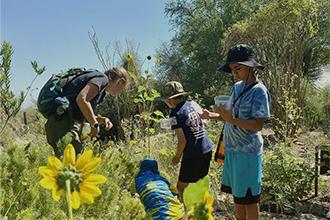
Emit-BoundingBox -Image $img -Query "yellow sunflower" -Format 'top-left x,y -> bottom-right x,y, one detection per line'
203,191 -> 214,220
38,144 -> 107,209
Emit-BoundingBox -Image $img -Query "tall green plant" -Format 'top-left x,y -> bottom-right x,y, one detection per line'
0,41 -> 45,133
263,142 -> 315,212
133,80 -> 164,155
89,29 -> 166,142
303,84 -> 330,132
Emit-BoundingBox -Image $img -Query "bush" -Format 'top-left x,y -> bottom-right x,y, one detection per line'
262,142 -> 315,211
303,84 -> 330,133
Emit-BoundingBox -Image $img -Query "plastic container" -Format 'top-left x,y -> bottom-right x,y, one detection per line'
81,123 -> 91,136
160,118 -> 172,129
214,95 -> 231,108
160,117 -> 178,129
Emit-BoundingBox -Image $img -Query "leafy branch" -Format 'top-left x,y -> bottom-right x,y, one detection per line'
0,41 -> 45,133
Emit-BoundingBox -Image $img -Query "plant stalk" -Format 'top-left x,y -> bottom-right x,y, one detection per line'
65,179 -> 73,220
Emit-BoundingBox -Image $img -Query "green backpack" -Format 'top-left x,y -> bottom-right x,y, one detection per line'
37,67 -> 89,118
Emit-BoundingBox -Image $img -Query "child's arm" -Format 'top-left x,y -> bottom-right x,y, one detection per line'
201,108 -> 224,121
219,88 -> 270,132
218,107 -> 265,132
172,128 -> 186,165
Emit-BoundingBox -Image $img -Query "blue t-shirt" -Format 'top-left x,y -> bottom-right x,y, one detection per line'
223,81 -> 271,155
62,70 -> 109,122
170,101 -> 213,158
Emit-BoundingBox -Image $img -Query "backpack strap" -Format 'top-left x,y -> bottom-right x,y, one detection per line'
57,68 -> 87,88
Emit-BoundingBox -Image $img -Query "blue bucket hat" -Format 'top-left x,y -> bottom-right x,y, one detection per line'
137,159 -> 160,176
218,44 -> 264,73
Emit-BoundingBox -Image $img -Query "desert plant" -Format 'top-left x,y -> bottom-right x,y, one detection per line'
262,141 -> 315,212
0,41 -> 45,133
303,84 -> 330,133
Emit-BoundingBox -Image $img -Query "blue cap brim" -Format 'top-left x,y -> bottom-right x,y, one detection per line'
218,59 -> 264,73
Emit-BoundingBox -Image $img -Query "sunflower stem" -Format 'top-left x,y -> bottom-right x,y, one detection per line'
65,179 -> 73,220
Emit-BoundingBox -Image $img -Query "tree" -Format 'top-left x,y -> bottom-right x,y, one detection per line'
158,0 -> 269,104
223,0 -> 329,136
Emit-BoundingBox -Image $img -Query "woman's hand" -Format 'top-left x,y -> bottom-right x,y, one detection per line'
90,126 -> 100,138
102,117 -> 113,130
97,116 -> 113,130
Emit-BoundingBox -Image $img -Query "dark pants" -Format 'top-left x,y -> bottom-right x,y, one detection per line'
45,114 -> 83,157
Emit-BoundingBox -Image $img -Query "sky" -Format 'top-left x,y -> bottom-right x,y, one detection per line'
1,0 -> 175,107
1,0 -> 329,108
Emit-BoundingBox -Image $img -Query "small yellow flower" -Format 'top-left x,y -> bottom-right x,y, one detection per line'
39,144 -> 107,209
203,191 -> 214,220
124,53 -> 133,62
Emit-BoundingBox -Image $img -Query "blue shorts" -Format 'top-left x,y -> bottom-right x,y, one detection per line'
221,151 -> 262,204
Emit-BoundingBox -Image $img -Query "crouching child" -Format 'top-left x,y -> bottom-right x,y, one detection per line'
135,159 -> 185,220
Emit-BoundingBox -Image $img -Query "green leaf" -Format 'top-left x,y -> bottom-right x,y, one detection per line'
147,128 -> 155,134
151,90 -> 160,99
145,97 -> 154,101
183,176 -> 209,209
153,110 -> 164,117
133,98 -> 143,103
143,91 -> 148,99
150,117 -> 160,123
138,85 -> 145,93
128,71 -> 138,80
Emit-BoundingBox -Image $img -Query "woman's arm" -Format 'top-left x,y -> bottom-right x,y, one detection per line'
96,115 -> 113,130
76,83 -> 99,137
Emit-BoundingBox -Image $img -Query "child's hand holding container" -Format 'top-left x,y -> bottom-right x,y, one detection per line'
214,95 -> 231,110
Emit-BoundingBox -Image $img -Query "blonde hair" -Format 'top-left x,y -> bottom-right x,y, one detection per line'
105,67 -> 128,82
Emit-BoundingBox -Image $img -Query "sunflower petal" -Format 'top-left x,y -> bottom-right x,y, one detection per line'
80,183 -> 102,196
39,177 -> 57,190
63,144 -> 76,167
71,191 -> 81,209
84,174 -> 107,184
38,166 -> 57,177
82,157 -> 101,174
52,188 -> 64,201
75,149 -> 93,170
47,156 -> 63,171
79,191 -> 94,204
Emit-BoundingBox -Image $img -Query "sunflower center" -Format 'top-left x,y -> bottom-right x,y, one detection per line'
56,167 -> 83,191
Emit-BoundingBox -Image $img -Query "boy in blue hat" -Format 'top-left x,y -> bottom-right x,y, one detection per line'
204,44 -> 271,220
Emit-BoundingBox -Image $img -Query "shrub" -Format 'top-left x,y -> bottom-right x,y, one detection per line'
262,142 -> 315,211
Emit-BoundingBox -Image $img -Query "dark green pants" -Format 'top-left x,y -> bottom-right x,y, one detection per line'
45,114 -> 83,157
